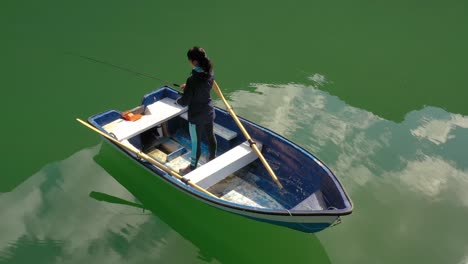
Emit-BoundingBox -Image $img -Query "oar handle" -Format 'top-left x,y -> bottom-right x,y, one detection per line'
76,118 -> 218,198
212,81 -> 284,189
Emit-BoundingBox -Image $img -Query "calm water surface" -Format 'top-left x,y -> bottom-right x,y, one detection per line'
1,0 -> 468,263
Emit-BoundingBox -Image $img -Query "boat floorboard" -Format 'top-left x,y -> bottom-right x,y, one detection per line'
120,132 -> 286,210
208,173 -> 285,210
122,139 -> 324,212
146,147 -> 284,209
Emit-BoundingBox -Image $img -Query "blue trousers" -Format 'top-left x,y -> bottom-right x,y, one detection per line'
188,122 -> 217,168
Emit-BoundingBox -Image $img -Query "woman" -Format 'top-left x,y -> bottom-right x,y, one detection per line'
177,46 -> 217,175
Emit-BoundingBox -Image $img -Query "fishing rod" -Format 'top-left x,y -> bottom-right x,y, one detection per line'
67,52 -> 181,87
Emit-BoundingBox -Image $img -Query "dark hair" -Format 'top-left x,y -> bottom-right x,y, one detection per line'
187,46 -> 213,74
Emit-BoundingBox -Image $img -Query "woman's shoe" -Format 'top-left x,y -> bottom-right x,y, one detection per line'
179,165 -> 195,175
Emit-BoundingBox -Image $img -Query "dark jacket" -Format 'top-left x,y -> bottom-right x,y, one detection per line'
176,70 -> 215,125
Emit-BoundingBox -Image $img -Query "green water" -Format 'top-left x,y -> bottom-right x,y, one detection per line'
1,1 -> 467,263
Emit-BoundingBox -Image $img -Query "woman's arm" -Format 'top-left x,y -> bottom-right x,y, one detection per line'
176,78 -> 193,106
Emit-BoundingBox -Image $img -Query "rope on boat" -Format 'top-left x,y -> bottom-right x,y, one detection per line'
181,177 -> 191,185
248,139 -> 257,147
331,216 -> 342,227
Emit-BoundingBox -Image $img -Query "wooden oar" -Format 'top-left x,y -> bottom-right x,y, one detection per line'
212,81 -> 284,189
76,118 -> 218,198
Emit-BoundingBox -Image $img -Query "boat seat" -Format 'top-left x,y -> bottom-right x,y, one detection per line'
105,98 -> 187,141
183,141 -> 261,189
179,112 -> 237,141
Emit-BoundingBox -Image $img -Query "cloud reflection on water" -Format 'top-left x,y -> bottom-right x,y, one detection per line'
227,78 -> 468,263
228,80 -> 468,197
410,108 -> 468,145
0,145 -> 209,263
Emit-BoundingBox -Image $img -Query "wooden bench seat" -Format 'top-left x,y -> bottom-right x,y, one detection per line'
103,98 -> 187,141
183,141 -> 261,189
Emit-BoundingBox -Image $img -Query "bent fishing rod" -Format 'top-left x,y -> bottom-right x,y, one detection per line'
67,52 -> 181,88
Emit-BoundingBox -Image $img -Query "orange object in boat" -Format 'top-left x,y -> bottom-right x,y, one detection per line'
122,111 -> 142,121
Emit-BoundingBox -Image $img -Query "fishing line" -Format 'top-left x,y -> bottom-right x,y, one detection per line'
66,52 -> 181,87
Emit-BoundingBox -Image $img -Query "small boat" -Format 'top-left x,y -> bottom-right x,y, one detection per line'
81,86 -> 353,233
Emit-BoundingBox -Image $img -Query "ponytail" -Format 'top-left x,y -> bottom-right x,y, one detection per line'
187,46 -> 213,74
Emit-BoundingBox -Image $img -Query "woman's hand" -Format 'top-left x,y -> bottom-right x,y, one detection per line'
180,83 -> 186,89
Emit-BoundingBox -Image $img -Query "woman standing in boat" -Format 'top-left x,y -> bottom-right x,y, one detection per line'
177,46 -> 217,175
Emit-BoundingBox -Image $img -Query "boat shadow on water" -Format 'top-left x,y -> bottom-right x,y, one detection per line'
93,142 -> 332,264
